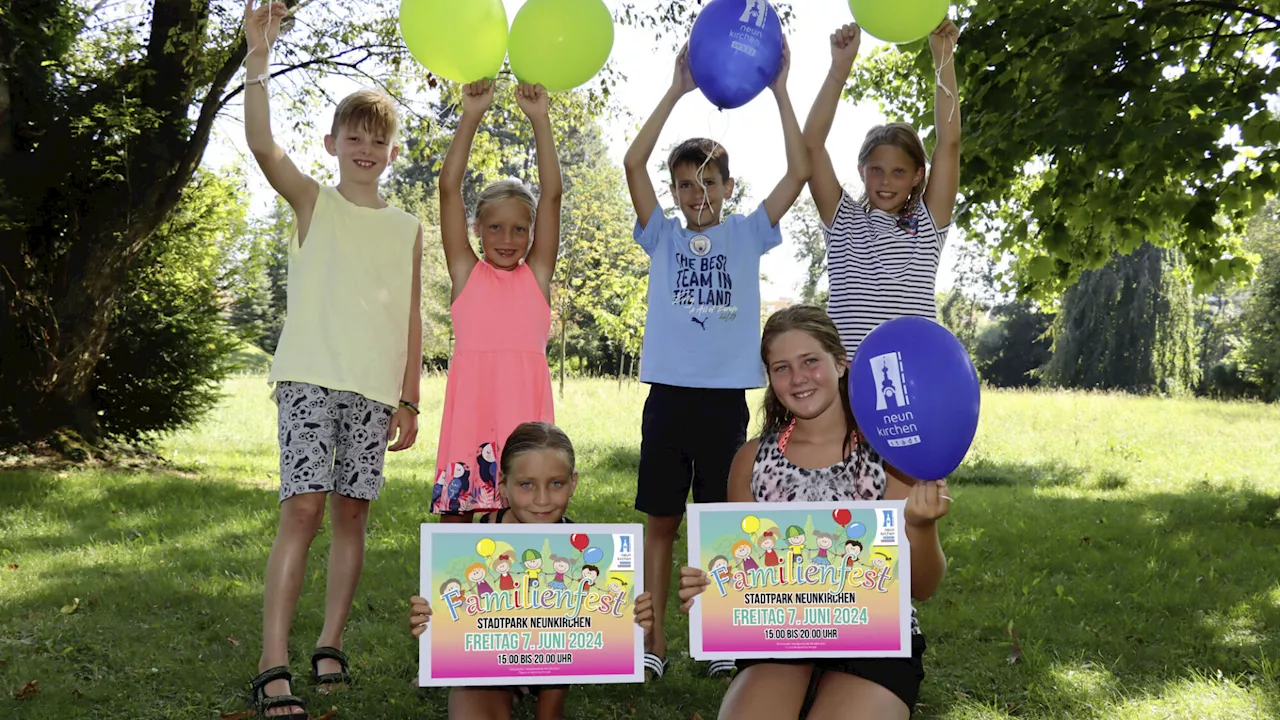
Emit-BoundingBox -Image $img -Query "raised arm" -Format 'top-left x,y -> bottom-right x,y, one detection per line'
243,0 -> 318,236
763,39 -> 811,227
803,24 -> 861,227
516,83 -> 562,299
923,19 -> 961,227
623,42 -> 696,228
440,79 -> 495,299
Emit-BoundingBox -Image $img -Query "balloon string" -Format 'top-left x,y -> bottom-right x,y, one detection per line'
935,35 -> 957,126
241,0 -> 314,87
694,107 -> 733,227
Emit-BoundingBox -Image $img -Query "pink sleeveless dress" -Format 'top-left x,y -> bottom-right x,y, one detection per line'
431,261 -> 554,514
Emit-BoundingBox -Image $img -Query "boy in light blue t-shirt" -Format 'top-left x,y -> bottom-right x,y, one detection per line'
621,36 -> 811,679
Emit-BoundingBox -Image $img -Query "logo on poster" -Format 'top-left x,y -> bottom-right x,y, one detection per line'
612,534 -> 635,571
875,509 -> 898,545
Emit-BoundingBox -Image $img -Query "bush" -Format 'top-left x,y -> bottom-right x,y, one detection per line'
91,170 -> 246,441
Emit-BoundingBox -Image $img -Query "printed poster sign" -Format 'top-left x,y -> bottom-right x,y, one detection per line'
419,523 -> 645,686
687,501 -> 911,659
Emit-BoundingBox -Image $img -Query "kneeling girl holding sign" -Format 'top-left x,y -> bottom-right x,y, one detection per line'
410,422 -> 655,720
678,306 -> 950,719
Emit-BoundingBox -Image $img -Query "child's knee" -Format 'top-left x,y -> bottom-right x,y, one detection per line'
329,494 -> 371,531
645,514 -> 683,543
448,687 -> 512,720
280,493 -> 327,537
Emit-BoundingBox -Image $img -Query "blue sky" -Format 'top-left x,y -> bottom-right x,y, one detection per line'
205,0 -> 961,299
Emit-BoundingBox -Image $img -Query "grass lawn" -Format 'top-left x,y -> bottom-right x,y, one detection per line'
3,377 -> 1280,719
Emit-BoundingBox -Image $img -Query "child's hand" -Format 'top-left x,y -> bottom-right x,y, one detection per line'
929,19 -> 959,62
409,595 -> 433,638
633,591 -> 654,638
677,566 -> 709,614
829,23 -> 861,76
387,407 -> 418,452
905,479 -> 952,528
515,83 -> 549,120
671,42 -> 697,96
769,37 -> 791,94
461,78 -> 496,117
243,0 -> 288,56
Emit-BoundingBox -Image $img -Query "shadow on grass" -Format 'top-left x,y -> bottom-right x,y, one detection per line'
3,459 -> 1280,719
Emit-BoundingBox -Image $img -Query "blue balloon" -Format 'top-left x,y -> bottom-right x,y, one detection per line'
687,0 -> 784,109
846,522 -> 865,539
850,317 -> 981,481
583,546 -> 604,565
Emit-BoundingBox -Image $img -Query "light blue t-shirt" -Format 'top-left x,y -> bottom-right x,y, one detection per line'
634,203 -> 783,389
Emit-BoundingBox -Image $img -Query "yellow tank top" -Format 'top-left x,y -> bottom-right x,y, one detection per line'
268,186 -> 421,407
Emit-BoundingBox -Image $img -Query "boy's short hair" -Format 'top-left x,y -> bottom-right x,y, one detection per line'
331,89 -> 400,140
667,138 -> 731,184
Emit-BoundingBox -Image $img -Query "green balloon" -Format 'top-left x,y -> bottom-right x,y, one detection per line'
509,0 -> 615,91
399,0 -> 508,84
848,0 -> 949,44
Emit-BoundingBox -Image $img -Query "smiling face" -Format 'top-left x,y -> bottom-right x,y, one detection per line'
581,567 -> 599,583
669,161 -> 734,231
817,535 -> 833,550
787,534 -> 804,547
524,558 -> 542,571
767,329 -> 846,422
475,198 -> 534,270
553,558 -> 570,574
494,558 -> 510,574
760,536 -> 775,550
325,121 -> 398,185
500,448 -> 577,524
859,143 -> 925,215
467,567 -> 486,583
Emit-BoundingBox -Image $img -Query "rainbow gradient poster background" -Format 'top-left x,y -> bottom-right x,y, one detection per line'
419,523 -> 645,686
688,501 -> 912,660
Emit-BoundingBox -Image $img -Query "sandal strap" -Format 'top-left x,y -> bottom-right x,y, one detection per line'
643,652 -> 668,679
312,646 -> 352,685
249,665 -> 292,696
260,694 -> 308,717
312,645 -> 350,668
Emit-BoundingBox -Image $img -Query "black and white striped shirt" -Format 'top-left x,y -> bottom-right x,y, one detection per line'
823,191 -> 949,356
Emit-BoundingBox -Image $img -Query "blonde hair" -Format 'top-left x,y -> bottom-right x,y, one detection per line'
475,179 -> 537,227
330,89 -> 399,140
857,122 -> 928,214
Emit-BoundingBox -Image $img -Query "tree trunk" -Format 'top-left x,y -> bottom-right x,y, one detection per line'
617,345 -> 624,390
0,0 -> 253,447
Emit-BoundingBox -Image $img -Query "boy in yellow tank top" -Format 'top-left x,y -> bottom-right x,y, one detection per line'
241,4 -> 424,717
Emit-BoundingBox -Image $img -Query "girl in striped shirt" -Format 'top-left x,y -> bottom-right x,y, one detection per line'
803,20 -> 962,356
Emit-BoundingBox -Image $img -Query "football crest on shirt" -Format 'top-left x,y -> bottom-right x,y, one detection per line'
689,234 -> 712,257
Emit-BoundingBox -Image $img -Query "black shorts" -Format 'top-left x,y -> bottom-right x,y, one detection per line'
736,633 -> 927,714
635,384 -> 749,516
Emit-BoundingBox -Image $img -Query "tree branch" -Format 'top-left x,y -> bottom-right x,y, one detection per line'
1177,0 -> 1280,25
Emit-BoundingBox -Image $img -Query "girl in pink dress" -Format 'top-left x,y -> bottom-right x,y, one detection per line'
431,79 -> 561,521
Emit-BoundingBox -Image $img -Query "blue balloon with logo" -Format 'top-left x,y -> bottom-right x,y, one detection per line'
687,0 -> 784,109
850,317 -> 980,481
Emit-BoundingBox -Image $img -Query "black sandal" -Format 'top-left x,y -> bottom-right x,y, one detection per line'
311,646 -> 352,691
249,666 -> 308,720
